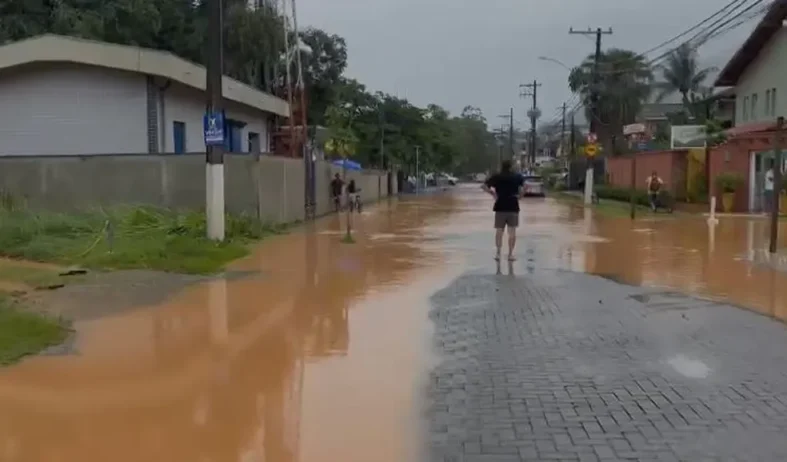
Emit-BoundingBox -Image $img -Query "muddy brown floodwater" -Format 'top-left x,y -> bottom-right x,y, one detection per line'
2,185 -> 787,462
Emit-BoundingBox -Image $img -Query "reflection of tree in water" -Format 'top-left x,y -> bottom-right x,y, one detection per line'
0,312 -> 303,462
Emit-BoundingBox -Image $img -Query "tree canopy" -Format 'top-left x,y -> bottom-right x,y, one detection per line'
1,0 -> 492,173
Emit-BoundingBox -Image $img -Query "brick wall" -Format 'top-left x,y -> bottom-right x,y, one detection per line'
606,150 -> 688,198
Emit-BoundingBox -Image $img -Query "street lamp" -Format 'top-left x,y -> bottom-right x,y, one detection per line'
538,56 -> 572,71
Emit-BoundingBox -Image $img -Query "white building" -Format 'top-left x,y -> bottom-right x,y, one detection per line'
0,34 -> 289,156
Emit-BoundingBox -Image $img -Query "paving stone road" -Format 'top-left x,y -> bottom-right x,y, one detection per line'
426,268 -> 787,462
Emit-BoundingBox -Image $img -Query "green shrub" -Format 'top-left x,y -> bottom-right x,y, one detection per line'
714,172 -> 744,193
594,185 -> 674,207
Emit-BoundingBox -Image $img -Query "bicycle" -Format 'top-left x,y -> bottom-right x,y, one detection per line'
348,192 -> 362,213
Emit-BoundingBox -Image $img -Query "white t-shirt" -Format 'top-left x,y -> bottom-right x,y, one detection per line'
765,169 -> 774,191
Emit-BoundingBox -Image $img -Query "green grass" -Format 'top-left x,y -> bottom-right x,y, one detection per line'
0,206 -> 288,274
0,295 -> 69,365
554,191 -> 656,218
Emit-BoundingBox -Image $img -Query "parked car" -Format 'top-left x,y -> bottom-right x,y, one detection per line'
522,175 -> 545,197
436,172 -> 458,186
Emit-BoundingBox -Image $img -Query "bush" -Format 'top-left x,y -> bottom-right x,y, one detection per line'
714,172 -> 744,194
594,185 -> 673,207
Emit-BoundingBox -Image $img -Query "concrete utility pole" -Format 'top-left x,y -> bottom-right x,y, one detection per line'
497,113 -> 513,162
570,26 -> 612,205
770,116 -> 784,254
560,103 -> 567,158
205,0 -> 225,241
509,107 -> 515,160
415,145 -> 421,194
520,81 -> 541,166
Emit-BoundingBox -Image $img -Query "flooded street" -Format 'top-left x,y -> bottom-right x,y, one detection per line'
2,184 -> 787,461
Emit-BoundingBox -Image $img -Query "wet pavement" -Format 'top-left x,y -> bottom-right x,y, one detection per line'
3,185 -> 787,461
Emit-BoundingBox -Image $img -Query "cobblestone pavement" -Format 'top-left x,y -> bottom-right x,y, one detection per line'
426,268 -> 787,461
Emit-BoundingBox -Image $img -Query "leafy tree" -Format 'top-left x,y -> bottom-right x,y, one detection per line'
569,48 -> 653,155
653,43 -> 716,107
295,28 -> 348,128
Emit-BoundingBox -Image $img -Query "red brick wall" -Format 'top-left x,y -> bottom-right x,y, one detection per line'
606,150 -> 687,198
708,135 -> 772,213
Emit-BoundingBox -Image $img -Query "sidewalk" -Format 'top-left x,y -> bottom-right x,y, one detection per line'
427,268 -> 787,462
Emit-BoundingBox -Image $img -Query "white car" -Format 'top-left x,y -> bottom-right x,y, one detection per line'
522,175 -> 545,197
436,173 -> 458,186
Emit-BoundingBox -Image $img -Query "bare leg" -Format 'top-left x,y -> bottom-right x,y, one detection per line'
494,228 -> 504,260
507,226 -> 517,261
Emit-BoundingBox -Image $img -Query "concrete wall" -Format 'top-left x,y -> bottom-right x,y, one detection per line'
736,27 -> 787,124
0,154 -> 395,223
160,84 -> 271,154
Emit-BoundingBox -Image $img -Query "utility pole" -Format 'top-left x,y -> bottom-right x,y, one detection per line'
570,26 -> 612,205
497,113 -> 513,162
205,0 -> 225,241
509,107 -> 515,160
415,145 -> 421,194
569,111 -> 576,163
520,81 -> 542,166
560,103 -> 567,159
770,116 -> 784,254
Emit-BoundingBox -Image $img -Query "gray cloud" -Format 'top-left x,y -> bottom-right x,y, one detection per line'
299,0 -> 757,129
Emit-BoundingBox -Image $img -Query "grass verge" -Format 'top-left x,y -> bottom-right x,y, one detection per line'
0,295 -> 69,365
0,206 -> 288,274
553,191 -> 658,218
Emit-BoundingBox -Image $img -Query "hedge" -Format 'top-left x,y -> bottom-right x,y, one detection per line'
594,185 -> 673,207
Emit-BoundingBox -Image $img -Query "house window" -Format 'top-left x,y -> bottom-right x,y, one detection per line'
223,119 -> 246,152
248,132 -> 260,153
173,121 -> 186,154
766,90 -> 771,116
743,96 -> 749,121
771,88 -> 778,116
751,93 -> 758,120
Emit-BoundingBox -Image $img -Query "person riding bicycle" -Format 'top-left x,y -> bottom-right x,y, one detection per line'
347,179 -> 362,212
330,173 -> 344,211
646,171 -> 664,211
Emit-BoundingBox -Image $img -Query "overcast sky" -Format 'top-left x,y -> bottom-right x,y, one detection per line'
298,0 -> 759,129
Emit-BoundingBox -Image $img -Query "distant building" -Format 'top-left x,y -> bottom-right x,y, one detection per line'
0,35 -> 289,156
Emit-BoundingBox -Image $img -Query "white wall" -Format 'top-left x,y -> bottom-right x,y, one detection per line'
161,84 -> 270,154
0,63 -> 148,155
736,26 -> 787,124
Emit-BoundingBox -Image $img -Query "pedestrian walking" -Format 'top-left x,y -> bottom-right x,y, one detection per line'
482,160 -> 524,262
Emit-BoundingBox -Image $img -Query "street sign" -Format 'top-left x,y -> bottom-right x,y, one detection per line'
585,143 -> 598,157
203,111 -> 225,146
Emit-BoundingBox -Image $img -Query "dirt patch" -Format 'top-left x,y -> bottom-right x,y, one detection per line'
24,270 -> 212,321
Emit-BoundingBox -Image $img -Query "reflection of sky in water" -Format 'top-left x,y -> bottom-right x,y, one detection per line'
337,256 -> 362,272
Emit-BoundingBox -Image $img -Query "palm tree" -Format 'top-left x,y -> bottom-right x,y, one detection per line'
654,43 -> 716,107
568,48 -> 653,154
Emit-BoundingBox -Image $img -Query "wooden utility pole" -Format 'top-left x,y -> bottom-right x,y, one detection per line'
770,116 -> 784,254
570,26 -> 612,204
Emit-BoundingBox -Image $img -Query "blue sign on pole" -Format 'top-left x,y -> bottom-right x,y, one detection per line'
203,111 -> 225,146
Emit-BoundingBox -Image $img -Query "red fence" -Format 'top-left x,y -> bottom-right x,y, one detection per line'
606,150 -> 688,199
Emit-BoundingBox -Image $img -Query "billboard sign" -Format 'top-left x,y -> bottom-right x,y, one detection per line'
671,125 -> 706,149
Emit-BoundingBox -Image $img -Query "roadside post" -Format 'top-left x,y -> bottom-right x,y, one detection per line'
584,134 -> 598,205
769,116 -> 784,254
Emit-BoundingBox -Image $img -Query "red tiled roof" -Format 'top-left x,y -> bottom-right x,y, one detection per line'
715,0 -> 787,87
724,121 -> 778,137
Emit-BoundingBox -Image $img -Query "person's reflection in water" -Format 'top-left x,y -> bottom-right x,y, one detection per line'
495,260 -> 516,276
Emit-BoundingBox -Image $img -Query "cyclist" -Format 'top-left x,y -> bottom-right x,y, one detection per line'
330,173 -> 344,212
646,171 -> 664,211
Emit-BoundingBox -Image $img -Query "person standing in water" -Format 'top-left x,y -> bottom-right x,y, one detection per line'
482,160 -> 524,261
